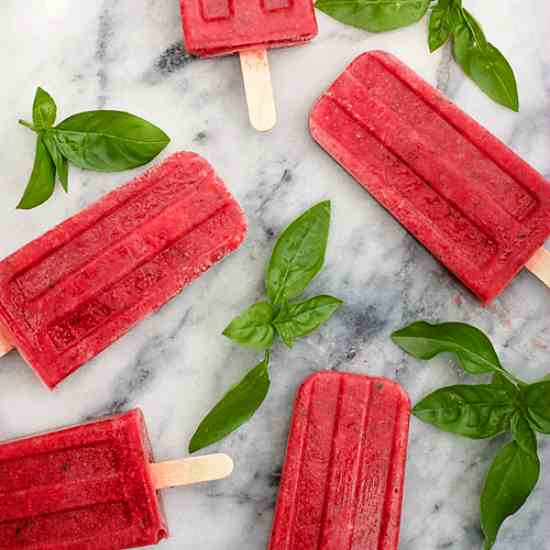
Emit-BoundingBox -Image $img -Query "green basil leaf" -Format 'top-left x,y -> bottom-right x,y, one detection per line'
428,0 -> 461,53
391,321 -> 504,376
50,110 -> 170,172
510,411 -> 538,457
17,137 -> 56,210
43,132 -> 69,192
32,87 -> 57,129
189,352 -> 270,453
316,0 -> 430,33
491,372 -> 519,396
413,384 -> 515,439
523,381 -> 550,434
223,302 -> 275,351
452,8 -> 519,111
266,201 -> 331,305
273,295 -> 343,348
480,441 -> 540,550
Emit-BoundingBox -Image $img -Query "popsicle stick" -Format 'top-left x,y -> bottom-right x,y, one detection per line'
526,248 -> 550,288
239,49 -> 277,132
0,324 -> 14,358
150,453 -> 234,490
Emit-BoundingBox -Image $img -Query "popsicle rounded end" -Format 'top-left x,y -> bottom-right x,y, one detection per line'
250,111 -> 277,132
213,453 -> 234,479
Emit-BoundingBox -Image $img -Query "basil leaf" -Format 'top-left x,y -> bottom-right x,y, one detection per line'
413,384 -> 515,439
453,8 -> 519,111
428,0 -> 461,53
273,295 -> 343,348
42,132 -> 69,192
223,302 -> 275,351
491,372 -> 519,396
17,138 -> 56,210
189,352 -> 270,453
316,0 -> 430,33
510,411 -> 538,457
32,87 -> 57,129
480,441 -> 540,550
391,321 -> 504,376
266,201 -> 331,305
50,111 -> 170,172
523,381 -> 550,434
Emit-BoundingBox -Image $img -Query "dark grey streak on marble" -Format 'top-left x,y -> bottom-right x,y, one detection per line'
435,45 -> 453,95
96,3 -> 115,107
143,42 -> 195,85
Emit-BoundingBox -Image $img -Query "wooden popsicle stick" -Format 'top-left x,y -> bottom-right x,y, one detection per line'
239,49 -> 277,132
150,453 -> 234,490
526,248 -> 550,288
0,324 -> 14,358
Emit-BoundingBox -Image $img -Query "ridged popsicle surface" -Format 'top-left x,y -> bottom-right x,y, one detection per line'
0,409 -> 167,549
0,152 -> 247,388
269,372 -> 411,550
180,0 -> 318,57
310,51 -> 550,303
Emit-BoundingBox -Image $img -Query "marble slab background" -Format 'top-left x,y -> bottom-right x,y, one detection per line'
1,1 -> 549,548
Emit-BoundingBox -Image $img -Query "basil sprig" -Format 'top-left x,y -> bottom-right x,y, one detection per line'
316,0 -> 431,33
222,302 -> 276,351
189,352 -> 271,454
266,201 -> 330,305
392,320 -> 549,549
428,0 -> 462,53
316,0 -> 519,111
273,295 -> 342,348
190,202 -> 342,453
17,87 -> 170,209
451,6 -> 519,111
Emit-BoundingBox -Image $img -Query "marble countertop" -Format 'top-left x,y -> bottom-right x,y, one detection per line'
1,1 -> 549,549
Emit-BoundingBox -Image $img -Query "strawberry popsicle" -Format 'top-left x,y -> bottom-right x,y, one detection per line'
0,152 -> 247,389
179,0 -> 318,131
310,51 -> 550,304
269,372 -> 411,550
0,409 -> 233,549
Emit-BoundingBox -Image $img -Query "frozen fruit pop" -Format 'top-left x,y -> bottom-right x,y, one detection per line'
269,372 -> 411,550
0,152 -> 247,389
310,51 -> 550,304
179,0 -> 318,131
0,409 -> 233,549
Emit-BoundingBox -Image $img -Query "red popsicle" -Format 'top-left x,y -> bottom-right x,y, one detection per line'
0,409 -> 233,549
0,152 -> 247,388
269,372 -> 411,550
179,0 -> 318,130
310,51 -> 550,304
180,0 -> 318,57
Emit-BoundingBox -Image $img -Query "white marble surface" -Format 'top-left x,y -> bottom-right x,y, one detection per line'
1,1 -> 550,549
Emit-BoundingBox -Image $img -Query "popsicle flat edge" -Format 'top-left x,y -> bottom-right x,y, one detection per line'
0,323 -> 14,357
525,248 -> 550,288
179,0 -> 319,58
150,453 -> 234,490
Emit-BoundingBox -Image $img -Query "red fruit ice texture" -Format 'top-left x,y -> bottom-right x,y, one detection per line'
310,51 -> 550,304
0,410 -> 167,549
179,0 -> 318,57
269,372 -> 411,550
0,152 -> 247,388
